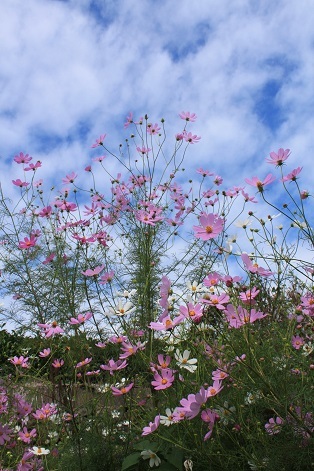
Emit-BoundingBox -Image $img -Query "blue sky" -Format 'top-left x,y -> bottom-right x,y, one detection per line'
0,0 -> 314,207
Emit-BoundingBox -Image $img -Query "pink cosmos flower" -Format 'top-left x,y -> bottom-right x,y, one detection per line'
52,359 -> 64,368
207,380 -> 224,397
33,403 -> 57,420
100,359 -> 128,375
119,342 -> 138,359
69,312 -> 93,325
245,173 -> 275,192
151,369 -> 175,390
0,424 -> 12,445
201,293 -> 230,310
266,148 -> 290,166
111,382 -> 134,396
203,272 -> 222,287
149,315 -> 183,331
62,172 -> 78,184
179,386 -> 208,419
24,161 -> 41,171
147,123 -> 161,135
282,167 -> 303,182
76,358 -> 92,368
18,427 -> 37,444
178,302 -> 203,323
124,112 -> 133,128
18,235 -> 37,249
82,264 -> 105,277
211,369 -> 229,381
91,134 -> 106,148
136,146 -> 151,155
265,416 -> 283,434
201,409 -> 219,440
142,415 -> 160,436
193,213 -> 224,240
179,111 -> 197,122
182,131 -> 201,144
241,253 -> 273,277
38,205 -> 52,218
10,356 -> 29,368
196,168 -> 214,177
291,335 -> 305,350
225,304 -> 267,328
12,179 -> 29,187
239,287 -> 260,305
99,270 -> 115,284
42,253 -> 55,265
39,348 -> 51,358
14,152 -> 32,164
38,321 -> 64,338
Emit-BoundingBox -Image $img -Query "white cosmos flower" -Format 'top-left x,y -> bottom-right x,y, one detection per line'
107,300 -> 136,316
234,219 -> 252,229
30,446 -> 50,455
186,281 -> 204,293
174,349 -> 197,373
160,408 -> 175,426
141,450 -> 161,468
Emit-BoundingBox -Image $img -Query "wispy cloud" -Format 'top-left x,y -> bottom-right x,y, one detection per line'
0,0 -> 313,192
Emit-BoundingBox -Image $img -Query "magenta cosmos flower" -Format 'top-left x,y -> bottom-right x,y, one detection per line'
193,213 -> 224,241
241,253 -> 273,277
151,369 -> 175,390
142,415 -> 160,436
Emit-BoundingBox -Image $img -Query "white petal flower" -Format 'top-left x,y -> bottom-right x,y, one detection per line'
160,408 -> 175,426
141,450 -> 161,468
174,349 -> 197,373
30,446 -> 50,455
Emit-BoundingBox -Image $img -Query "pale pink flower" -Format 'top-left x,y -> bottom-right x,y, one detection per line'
10,356 -> 29,368
282,167 -> 302,182
142,415 -> 160,436
69,312 -> 93,325
62,172 -> 78,184
91,134 -> 106,148
38,321 -> 64,338
39,348 -> 51,358
183,131 -> 201,144
111,382 -> 134,396
241,253 -> 273,277
225,304 -> 267,328
266,148 -> 290,166
99,270 -> 114,284
100,359 -> 128,375
52,359 -> 64,368
207,380 -> 224,397
193,213 -> 224,240
179,111 -> 197,122
76,358 -> 92,368
245,173 -> 275,192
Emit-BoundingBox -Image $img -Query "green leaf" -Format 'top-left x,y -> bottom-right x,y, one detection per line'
121,452 -> 141,471
163,448 -> 184,471
157,463 -> 178,471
